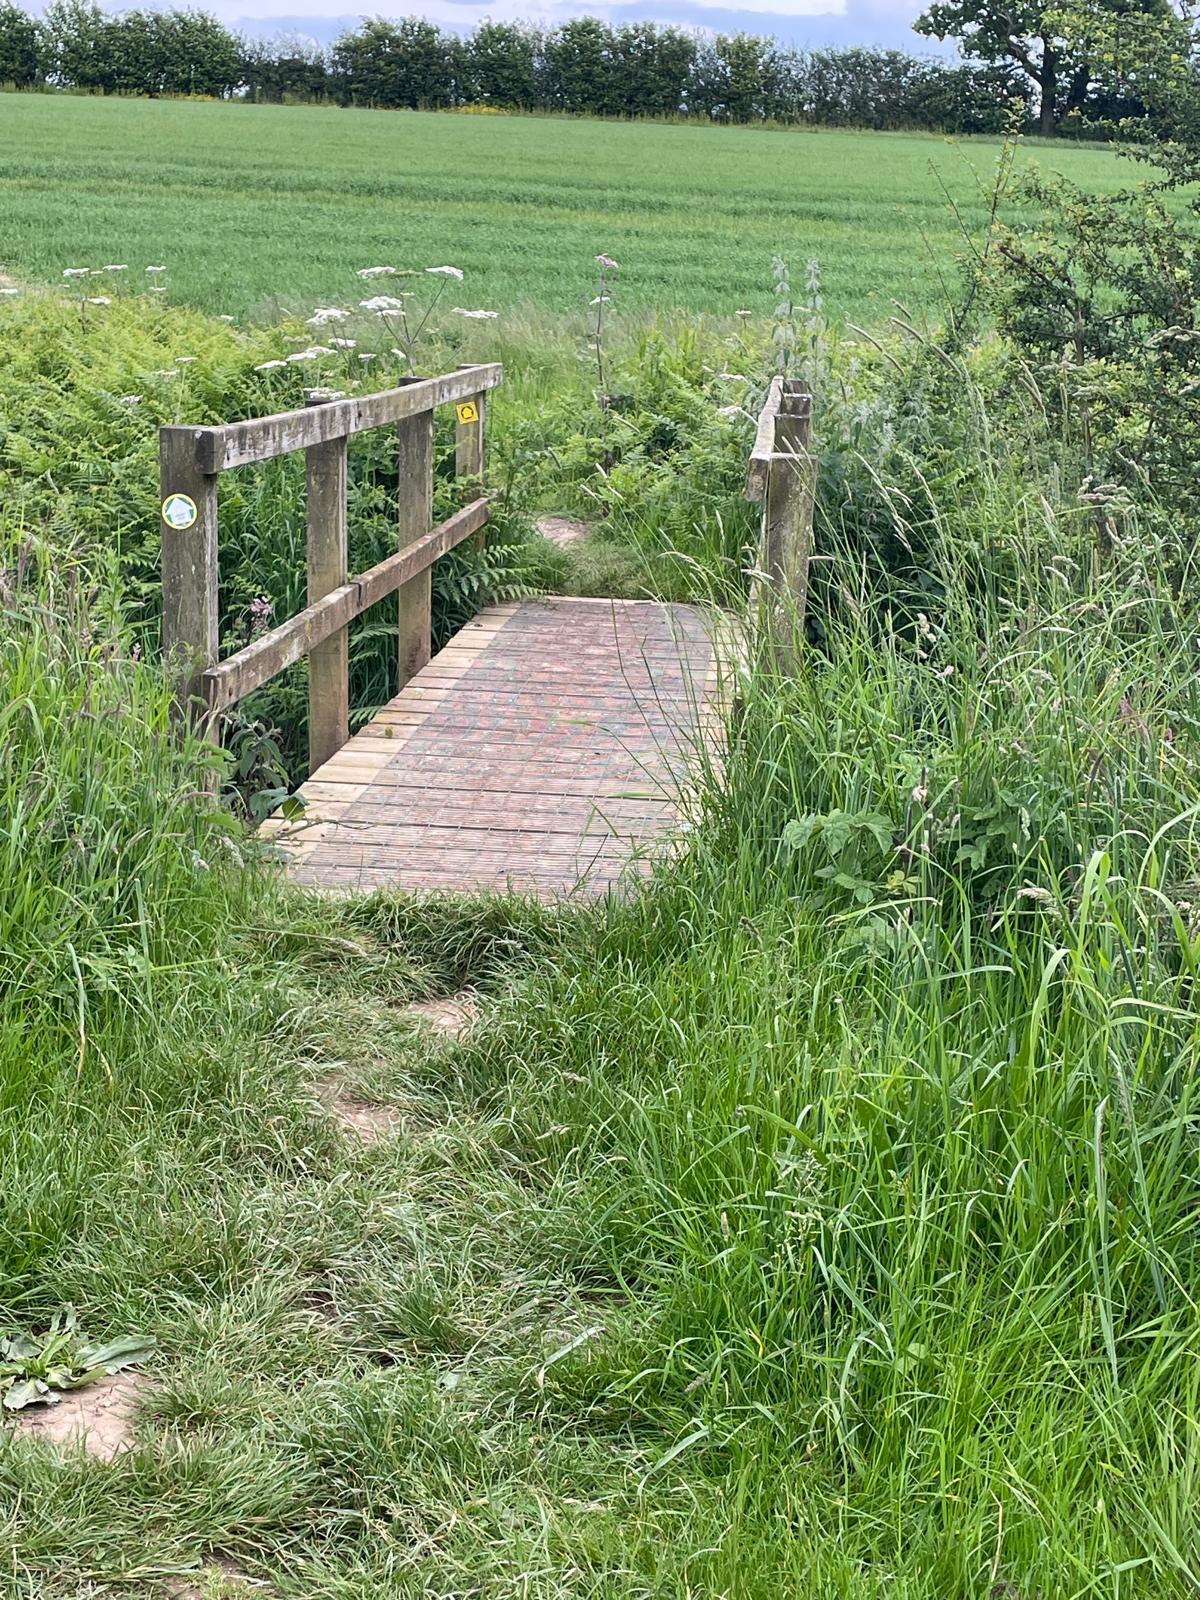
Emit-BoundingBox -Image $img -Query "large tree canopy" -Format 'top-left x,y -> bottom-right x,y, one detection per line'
915,0 -> 1186,133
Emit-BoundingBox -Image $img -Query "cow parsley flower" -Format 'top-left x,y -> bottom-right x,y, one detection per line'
425,265 -> 464,279
145,266 -> 167,274
217,314 -> 235,322
595,254 -> 619,270
255,359 -> 287,371
305,386 -> 346,402
360,295 -> 406,313
120,394 -> 142,406
62,268 -> 90,278
175,355 -> 196,364
306,307 -> 350,327
86,296 -> 112,306
104,264 -> 128,272
450,307 -> 498,320
358,352 -> 377,363
0,287 -> 18,297
329,337 -> 357,349
148,286 -> 167,293
357,265 -> 398,278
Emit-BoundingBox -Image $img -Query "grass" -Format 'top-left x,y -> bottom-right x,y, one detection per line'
0,92 -> 1127,322
4,99 -> 1200,1597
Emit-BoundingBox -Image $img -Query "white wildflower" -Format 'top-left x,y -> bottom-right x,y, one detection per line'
145,266 -> 167,274
735,309 -> 752,318
717,371 -> 748,382
119,394 -> 142,406
217,314 -> 235,322
389,348 -> 408,362
305,386 -> 346,403
62,267 -> 90,278
329,337 -> 357,349
426,265 -> 464,279
175,355 -> 196,364
356,265 -> 398,278
0,287 -> 18,297
287,345 -> 333,363
358,352 -> 377,363
716,404 -> 741,417
306,306 -> 350,327
104,264 -> 128,272
148,286 -> 167,293
153,368 -> 179,378
589,295 -> 610,306
359,295 -> 406,313
255,359 -> 287,371
86,296 -> 112,306
595,254 -> 619,270
450,307 -> 498,320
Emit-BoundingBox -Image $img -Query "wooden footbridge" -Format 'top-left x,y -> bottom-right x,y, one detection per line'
159,367 -> 811,898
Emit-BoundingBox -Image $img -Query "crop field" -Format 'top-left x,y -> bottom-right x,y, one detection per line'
0,91 -> 1124,321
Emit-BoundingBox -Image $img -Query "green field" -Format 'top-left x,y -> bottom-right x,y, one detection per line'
0,92 -> 1125,321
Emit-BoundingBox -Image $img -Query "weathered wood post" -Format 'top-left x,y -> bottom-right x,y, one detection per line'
396,399 -> 434,690
305,407 -> 350,772
454,364 -> 488,550
745,377 -> 815,670
159,428 -> 220,721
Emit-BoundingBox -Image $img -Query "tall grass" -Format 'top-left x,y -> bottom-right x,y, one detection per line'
5,291 -> 1200,1594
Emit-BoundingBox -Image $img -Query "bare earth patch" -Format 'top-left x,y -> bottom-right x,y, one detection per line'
329,1093 -> 403,1144
165,1555 -> 269,1597
405,992 -> 477,1038
535,514 -> 592,548
8,1371 -> 148,1461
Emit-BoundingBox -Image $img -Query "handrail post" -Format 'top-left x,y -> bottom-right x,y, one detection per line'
396,402 -> 434,689
306,418 -> 350,772
160,428 -> 220,723
455,365 -> 488,548
755,379 -> 814,670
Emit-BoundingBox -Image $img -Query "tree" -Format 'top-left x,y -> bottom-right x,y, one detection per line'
464,21 -> 540,109
0,1 -> 40,84
915,0 -> 1183,135
332,17 -> 454,108
41,0 -> 114,89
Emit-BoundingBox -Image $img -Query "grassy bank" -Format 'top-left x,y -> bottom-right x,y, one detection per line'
0,93 -> 1127,321
4,274 -> 1200,1595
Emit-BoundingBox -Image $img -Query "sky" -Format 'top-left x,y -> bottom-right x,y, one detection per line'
218,0 -> 937,51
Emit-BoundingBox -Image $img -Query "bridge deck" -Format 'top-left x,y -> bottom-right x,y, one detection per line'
264,597 -> 721,898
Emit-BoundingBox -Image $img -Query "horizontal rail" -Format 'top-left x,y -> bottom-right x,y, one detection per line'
744,376 -> 784,503
166,364 -> 503,474
203,496 -> 489,713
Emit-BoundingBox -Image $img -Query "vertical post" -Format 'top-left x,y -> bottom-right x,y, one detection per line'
396,405 -> 434,689
306,429 -> 350,772
159,427 -> 219,722
454,366 -> 487,550
761,381 -> 814,666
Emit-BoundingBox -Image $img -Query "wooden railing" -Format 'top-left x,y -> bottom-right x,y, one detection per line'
159,362 -> 501,774
745,376 -> 815,659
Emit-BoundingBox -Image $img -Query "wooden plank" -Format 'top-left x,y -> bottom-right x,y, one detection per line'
166,365 -> 503,474
744,376 -> 785,503
396,406 -> 433,689
159,431 -> 220,719
203,497 -> 489,712
306,431 -> 350,771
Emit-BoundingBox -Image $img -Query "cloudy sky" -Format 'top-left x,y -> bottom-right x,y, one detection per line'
219,0 -> 935,50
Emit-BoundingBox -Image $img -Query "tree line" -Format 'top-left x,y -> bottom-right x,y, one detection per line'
0,0 -> 1182,136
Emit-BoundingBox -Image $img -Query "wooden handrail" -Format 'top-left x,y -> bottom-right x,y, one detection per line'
202,498 -> 489,713
163,364 -> 503,473
160,362 -> 500,774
